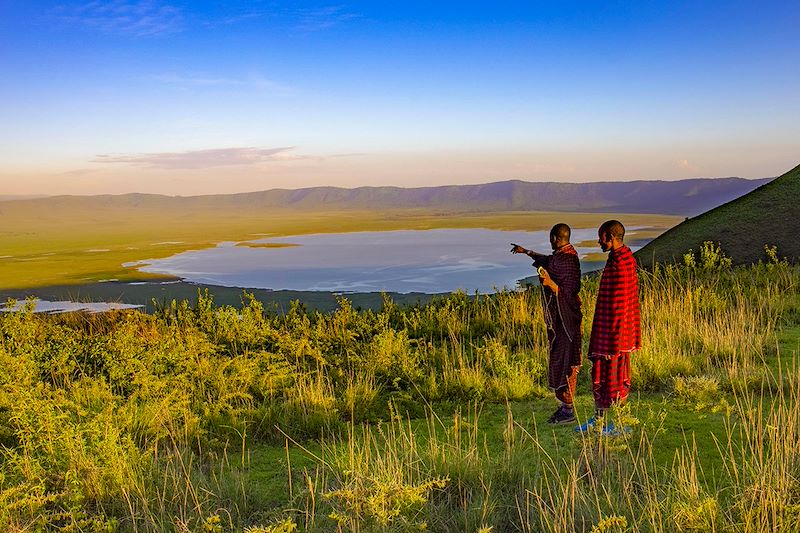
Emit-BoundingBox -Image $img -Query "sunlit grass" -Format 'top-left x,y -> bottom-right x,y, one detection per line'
0,257 -> 796,531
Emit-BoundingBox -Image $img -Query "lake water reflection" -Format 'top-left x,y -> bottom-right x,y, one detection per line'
130,228 -> 638,294
1,299 -> 142,314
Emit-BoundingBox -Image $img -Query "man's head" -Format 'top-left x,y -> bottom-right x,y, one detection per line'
549,223 -> 571,250
598,220 -> 625,252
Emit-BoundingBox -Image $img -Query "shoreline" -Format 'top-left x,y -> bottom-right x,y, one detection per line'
0,278 -> 449,313
0,264 -> 608,315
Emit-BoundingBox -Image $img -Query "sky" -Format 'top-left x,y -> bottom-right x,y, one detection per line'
1,0 -> 799,196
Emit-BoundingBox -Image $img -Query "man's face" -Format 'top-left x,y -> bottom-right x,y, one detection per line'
598,229 -> 612,252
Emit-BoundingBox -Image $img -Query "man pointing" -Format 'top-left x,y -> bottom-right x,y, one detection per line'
512,223 -> 582,424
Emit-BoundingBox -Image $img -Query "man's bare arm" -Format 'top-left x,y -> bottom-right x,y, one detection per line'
510,243 -> 546,259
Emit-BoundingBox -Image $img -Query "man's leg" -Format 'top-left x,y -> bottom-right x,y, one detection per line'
612,352 -> 631,405
596,352 -> 630,410
591,356 -> 612,415
575,357 -> 611,432
550,366 -> 578,424
555,366 -> 578,407
577,354 -> 630,432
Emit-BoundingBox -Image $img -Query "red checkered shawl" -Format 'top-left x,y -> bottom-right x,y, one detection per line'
588,245 -> 641,359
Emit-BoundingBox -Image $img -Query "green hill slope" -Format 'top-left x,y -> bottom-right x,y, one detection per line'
636,164 -> 800,266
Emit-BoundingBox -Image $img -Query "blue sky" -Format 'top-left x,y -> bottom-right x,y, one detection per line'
1,1 -> 798,195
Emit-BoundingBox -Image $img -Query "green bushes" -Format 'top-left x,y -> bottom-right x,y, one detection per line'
0,258 -> 797,531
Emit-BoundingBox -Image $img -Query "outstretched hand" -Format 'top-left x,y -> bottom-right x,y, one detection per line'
510,243 -> 527,254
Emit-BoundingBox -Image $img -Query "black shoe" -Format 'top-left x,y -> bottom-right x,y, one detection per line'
548,405 -> 576,424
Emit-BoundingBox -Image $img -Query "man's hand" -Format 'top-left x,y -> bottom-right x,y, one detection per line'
510,243 -> 527,254
539,268 -> 559,294
538,267 -> 551,283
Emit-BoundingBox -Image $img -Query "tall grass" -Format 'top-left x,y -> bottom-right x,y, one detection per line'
282,365 -> 800,532
0,256 -> 797,531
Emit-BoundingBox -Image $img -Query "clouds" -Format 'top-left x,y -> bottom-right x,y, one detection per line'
59,168 -> 101,177
54,0 -> 183,37
152,72 -> 291,94
204,4 -> 361,33
294,6 -> 359,33
675,159 -> 700,173
94,147 -> 300,169
53,2 -> 358,37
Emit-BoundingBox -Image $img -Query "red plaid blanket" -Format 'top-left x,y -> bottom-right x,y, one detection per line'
588,245 -> 641,359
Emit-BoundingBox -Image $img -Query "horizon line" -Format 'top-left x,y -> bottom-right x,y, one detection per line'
0,174 -> 774,202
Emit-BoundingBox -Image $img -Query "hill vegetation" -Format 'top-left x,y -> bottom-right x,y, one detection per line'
637,164 -> 800,265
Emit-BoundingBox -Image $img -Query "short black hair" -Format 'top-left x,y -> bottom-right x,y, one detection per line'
550,223 -> 571,242
599,220 -> 625,241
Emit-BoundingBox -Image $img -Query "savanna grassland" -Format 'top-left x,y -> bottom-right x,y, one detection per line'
1,243 -> 798,532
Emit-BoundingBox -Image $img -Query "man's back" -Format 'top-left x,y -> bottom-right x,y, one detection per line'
588,244 -> 641,359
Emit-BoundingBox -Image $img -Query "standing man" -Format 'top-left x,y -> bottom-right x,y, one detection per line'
577,220 -> 641,433
511,223 -> 582,424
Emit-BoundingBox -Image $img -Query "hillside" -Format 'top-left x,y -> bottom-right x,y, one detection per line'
636,164 -> 800,265
0,176 -> 769,217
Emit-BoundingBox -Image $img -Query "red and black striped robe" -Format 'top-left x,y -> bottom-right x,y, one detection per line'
588,244 -> 641,408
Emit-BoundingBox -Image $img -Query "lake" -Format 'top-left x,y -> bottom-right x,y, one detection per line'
1,299 -> 143,314
128,228 -> 644,294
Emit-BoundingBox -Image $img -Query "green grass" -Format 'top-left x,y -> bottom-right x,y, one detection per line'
0,258 -> 797,531
637,163 -> 800,266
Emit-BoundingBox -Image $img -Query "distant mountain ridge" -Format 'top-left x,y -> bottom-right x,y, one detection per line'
636,164 -> 800,265
0,194 -> 48,201
1,176 -> 769,216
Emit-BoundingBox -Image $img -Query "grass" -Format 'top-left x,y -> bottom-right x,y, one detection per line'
637,163 -> 800,266
580,252 -> 608,262
0,207 -> 679,289
0,250 -> 797,531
